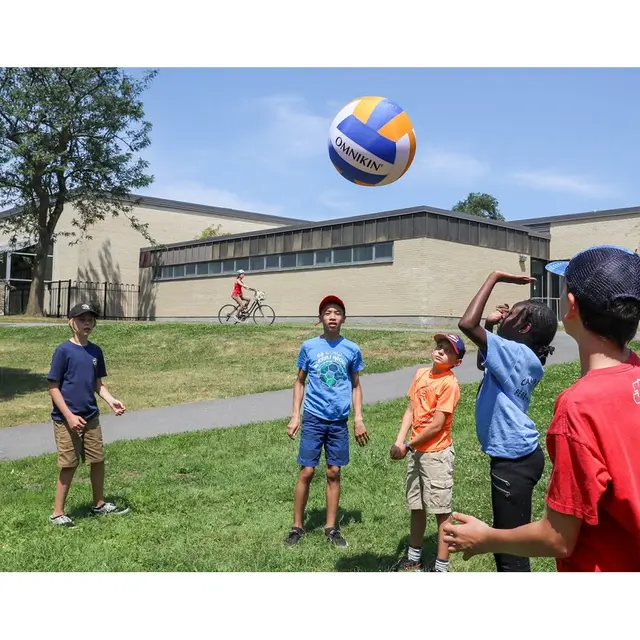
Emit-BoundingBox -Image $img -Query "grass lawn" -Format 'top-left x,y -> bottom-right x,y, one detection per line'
0,357 -> 591,572
0,323 -> 471,428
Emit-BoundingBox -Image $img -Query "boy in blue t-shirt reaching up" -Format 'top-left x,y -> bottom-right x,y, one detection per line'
285,295 -> 369,548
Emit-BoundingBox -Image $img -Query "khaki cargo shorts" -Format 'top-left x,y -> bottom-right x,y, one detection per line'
53,416 -> 104,469
406,445 -> 455,514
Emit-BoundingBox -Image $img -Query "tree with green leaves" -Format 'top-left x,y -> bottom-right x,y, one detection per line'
196,224 -> 227,239
452,192 -> 505,222
0,67 -> 157,316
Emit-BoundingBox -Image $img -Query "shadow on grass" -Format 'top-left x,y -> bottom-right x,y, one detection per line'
64,494 -> 132,520
334,532 -> 439,572
304,507 -> 363,532
0,368 -> 49,402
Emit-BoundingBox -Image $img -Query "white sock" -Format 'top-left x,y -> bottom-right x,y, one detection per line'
434,558 -> 449,572
408,546 -> 421,563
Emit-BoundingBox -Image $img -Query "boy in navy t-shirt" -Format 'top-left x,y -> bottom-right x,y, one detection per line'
47,302 -> 128,527
284,295 -> 369,548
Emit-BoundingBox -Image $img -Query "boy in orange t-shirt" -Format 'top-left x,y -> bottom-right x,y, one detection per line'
390,333 -> 465,572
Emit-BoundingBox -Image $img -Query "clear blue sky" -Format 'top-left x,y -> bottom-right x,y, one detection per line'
134,68 -> 640,222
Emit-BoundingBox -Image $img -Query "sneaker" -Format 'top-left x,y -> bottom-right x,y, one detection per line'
91,502 -> 130,516
49,514 -> 75,527
325,527 -> 348,548
284,527 -> 304,546
425,560 -> 450,573
394,555 -> 423,572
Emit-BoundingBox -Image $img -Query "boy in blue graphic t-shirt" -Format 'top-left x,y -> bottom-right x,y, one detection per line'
285,295 -> 369,548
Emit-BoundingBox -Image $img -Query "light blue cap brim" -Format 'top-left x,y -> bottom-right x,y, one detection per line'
545,260 -> 569,276
544,245 -> 635,277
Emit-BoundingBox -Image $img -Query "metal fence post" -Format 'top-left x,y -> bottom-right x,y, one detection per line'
66,280 -> 72,318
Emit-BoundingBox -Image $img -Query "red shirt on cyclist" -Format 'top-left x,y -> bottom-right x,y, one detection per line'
231,270 -> 253,320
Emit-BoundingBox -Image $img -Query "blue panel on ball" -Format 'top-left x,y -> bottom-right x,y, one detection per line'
329,145 -> 386,185
336,115 -> 396,165
365,99 -> 403,132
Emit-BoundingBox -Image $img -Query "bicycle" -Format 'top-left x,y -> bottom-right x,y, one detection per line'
218,289 -> 276,325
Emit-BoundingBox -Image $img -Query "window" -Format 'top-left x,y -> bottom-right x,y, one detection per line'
374,242 -> 393,260
333,248 -> 352,264
265,255 -> 280,269
152,241 -> 395,280
235,258 -> 249,272
315,249 -> 332,265
250,256 -> 265,271
297,252 -> 314,267
353,246 -> 373,262
281,253 -> 297,268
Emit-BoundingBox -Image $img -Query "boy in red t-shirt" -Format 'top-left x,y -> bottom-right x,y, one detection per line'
443,245 -> 640,572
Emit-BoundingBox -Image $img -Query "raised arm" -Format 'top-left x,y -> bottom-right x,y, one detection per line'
459,271 -> 534,353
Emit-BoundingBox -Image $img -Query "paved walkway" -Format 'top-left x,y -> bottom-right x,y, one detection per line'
0,333 -> 580,462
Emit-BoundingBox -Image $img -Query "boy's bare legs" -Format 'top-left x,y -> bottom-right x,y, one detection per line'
434,513 -> 452,571
90,461 -> 105,507
410,509 -> 427,549
325,465 -> 341,529
53,467 -> 77,517
293,466 -> 315,529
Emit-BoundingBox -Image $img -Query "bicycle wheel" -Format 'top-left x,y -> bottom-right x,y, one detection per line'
218,304 -> 238,324
253,304 -> 275,326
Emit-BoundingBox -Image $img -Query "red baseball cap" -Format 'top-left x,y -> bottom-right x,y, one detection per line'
318,295 -> 346,315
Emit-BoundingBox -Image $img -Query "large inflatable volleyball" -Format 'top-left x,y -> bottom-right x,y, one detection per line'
328,96 -> 416,187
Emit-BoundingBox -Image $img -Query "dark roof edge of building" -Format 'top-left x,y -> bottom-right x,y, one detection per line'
0,193 -> 307,226
141,204 -> 550,252
516,205 -> 640,227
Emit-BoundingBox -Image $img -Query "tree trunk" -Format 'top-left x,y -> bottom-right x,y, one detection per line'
25,237 -> 50,316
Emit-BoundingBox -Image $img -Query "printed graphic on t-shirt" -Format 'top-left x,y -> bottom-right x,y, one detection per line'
316,351 -> 349,388
514,375 -> 541,401
633,378 -> 640,405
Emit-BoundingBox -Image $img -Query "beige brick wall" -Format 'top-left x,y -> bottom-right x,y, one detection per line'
143,237 -> 532,319
549,214 -> 640,259
50,203 -> 288,285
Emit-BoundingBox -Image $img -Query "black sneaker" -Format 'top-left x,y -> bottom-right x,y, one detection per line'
325,527 -> 348,548
394,555 -> 423,572
284,527 -> 304,546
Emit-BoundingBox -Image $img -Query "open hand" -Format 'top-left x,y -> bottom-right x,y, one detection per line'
443,512 -> 492,560
110,399 -> 126,416
354,419 -> 369,446
492,271 -> 536,286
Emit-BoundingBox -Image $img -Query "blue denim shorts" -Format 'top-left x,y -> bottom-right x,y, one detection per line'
297,412 -> 349,468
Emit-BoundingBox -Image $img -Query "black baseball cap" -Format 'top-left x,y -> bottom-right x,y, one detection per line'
68,302 -> 99,319
545,245 -> 640,311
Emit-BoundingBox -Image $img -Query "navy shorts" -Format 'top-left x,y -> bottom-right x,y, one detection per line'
297,413 -> 350,468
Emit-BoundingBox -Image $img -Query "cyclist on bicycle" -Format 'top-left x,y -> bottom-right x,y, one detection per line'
231,269 -> 254,321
